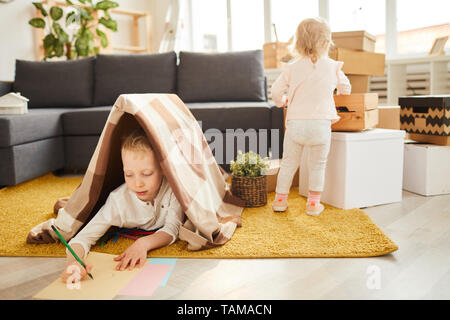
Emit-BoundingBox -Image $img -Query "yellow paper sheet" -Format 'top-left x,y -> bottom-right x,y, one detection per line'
33,252 -> 141,300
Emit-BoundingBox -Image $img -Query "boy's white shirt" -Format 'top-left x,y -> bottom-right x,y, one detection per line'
67,177 -> 184,258
271,56 -> 351,124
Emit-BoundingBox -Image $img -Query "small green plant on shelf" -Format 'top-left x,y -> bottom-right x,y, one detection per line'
28,0 -> 119,60
230,150 -> 270,177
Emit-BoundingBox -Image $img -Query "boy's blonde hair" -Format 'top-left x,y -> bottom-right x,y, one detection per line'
121,128 -> 153,153
294,17 -> 332,64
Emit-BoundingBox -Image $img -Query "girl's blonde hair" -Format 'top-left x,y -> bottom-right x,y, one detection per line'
121,128 -> 152,153
294,17 -> 332,64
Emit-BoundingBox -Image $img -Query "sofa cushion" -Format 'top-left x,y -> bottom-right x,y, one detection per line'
185,101 -> 272,132
94,52 -> 177,106
0,108 -> 71,148
177,50 -> 266,102
13,57 -> 95,108
62,106 -> 112,135
0,81 -> 13,96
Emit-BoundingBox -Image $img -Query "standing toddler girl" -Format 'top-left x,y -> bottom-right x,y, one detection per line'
271,17 -> 351,216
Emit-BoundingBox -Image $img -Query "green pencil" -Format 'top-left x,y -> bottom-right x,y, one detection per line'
51,225 -> 94,280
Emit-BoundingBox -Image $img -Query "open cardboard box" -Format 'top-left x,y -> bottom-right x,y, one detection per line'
263,42 -> 290,69
332,93 -> 379,132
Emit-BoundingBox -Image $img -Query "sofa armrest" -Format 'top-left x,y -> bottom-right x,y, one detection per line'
264,76 -> 268,102
270,104 -> 285,159
0,81 -> 13,96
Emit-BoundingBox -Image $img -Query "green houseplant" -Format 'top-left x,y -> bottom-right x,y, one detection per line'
29,0 -> 119,60
230,150 -> 270,207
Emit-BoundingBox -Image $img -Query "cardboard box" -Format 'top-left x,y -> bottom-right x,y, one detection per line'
334,93 -> 378,112
408,133 -> 450,146
329,47 -> 385,76
377,105 -> 401,130
332,109 -> 379,132
332,93 -> 379,132
399,95 -> 450,143
299,129 -> 406,209
403,142 -> 450,196
265,159 -> 298,192
263,42 -> 289,69
347,75 -> 370,93
332,30 -> 376,52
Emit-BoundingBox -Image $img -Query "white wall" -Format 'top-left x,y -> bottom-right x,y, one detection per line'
150,0 -> 171,52
109,0 -> 169,53
0,1 -> 35,81
0,0 -> 168,81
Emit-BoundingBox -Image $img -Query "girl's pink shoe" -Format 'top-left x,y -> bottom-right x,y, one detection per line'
272,197 -> 288,212
305,202 -> 324,216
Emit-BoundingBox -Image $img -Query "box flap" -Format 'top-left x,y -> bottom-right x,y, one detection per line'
334,93 -> 378,112
332,30 -> 376,41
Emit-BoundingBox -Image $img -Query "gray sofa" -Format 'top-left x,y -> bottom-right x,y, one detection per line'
0,50 -> 284,186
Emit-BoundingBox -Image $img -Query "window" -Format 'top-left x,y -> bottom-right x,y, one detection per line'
329,0 -> 385,53
230,0 -> 264,51
187,0 -> 322,53
271,0 -> 319,42
191,0 -> 228,52
396,0 -> 450,55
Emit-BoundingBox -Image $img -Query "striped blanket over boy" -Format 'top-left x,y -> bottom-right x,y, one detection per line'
27,94 -> 244,251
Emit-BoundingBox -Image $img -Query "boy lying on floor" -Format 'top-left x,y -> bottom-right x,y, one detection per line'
61,129 -> 184,283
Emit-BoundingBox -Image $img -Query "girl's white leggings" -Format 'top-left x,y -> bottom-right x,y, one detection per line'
276,119 -> 331,194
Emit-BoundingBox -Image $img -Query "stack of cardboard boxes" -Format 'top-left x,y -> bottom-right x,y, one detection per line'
330,31 -> 404,133
329,30 -> 386,132
330,31 -> 383,93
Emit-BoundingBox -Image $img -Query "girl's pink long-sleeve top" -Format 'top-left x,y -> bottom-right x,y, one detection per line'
271,56 -> 351,124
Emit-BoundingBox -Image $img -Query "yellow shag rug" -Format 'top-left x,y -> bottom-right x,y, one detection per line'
0,173 -> 398,258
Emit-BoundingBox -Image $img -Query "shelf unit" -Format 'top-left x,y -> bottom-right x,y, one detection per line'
34,0 -> 152,60
265,58 -> 450,107
387,55 -> 450,105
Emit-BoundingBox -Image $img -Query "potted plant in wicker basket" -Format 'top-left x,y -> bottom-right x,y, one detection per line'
230,150 -> 270,207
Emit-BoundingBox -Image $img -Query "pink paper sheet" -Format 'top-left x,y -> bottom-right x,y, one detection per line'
118,264 -> 172,297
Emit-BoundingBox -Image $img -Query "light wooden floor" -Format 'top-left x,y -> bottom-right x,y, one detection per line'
1,190 -> 449,300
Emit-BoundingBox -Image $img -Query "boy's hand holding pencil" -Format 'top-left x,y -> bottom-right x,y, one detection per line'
51,225 -> 94,283
61,259 -> 94,284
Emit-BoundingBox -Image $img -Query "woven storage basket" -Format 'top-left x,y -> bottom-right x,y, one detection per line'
231,175 -> 267,207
